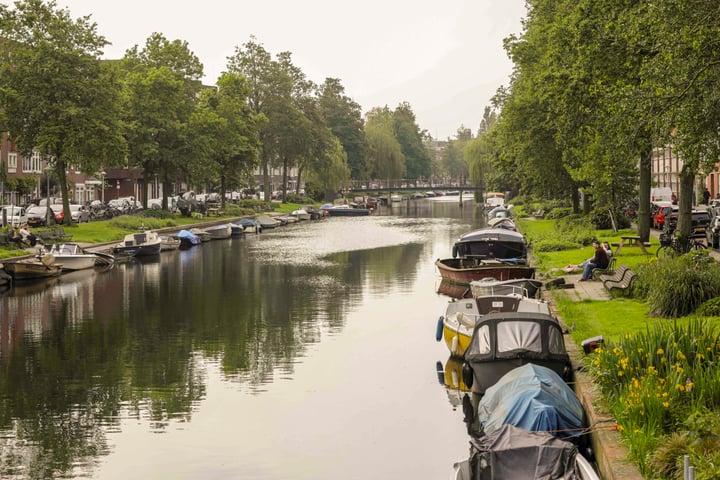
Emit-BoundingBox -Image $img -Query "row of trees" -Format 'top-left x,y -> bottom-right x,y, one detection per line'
468,0 -> 720,241
0,0 -> 449,224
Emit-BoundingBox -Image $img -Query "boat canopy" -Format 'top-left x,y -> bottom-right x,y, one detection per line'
453,228 -> 526,259
464,312 -> 568,364
477,363 -> 585,440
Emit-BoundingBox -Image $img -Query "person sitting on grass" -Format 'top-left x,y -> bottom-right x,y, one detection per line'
579,240 -> 609,281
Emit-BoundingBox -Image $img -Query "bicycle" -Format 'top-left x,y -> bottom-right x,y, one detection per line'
656,230 -> 706,258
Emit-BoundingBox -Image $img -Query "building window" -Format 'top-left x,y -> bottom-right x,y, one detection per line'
8,152 -> 17,173
22,150 -> 42,173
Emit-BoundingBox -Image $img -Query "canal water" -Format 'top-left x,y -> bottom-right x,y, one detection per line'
0,197 -> 487,480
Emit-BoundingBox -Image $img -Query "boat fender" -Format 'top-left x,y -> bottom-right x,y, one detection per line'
452,245 -> 458,258
462,362 -> 474,388
436,361 -> 444,385
435,316 -> 444,341
451,335 -> 459,355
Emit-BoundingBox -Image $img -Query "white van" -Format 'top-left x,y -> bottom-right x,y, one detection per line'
650,187 -> 673,202
1,205 -> 28,227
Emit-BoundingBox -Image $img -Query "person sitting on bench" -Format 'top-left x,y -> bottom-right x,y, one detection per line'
19,224 -> 43,247
7,227 -> 25,247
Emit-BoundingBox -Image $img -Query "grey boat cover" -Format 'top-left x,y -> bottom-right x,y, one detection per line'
453,228 -> 527,260
477,364 -> 585,440
467,424 -> 580,480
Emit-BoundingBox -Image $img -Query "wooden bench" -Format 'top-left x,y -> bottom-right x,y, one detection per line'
600,265 -> 637,297
592,257 -> 617,280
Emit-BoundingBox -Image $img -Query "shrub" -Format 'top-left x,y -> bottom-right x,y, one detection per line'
636,252 -> 720,317
590,209 -> 631,230
139,209 -> 174,220
696,297 -> 720,317
532,239 -> 582,252
546,207 -> 572,219
109,215 -> 178,230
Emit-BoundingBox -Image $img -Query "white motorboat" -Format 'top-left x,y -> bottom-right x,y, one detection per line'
160,234 -> 181,251
205,224 -> 232,240
48,243 -> 97,271
290,209 -> 311,220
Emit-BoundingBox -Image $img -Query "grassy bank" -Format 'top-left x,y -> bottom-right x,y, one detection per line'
519,216 -> 720,479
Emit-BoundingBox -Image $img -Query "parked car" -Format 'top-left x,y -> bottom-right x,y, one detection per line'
26,206 -> 56,227
650,201 -> 673,229
653,204 -> 678,230
49,204 -> 65,223
707,216 -> 720,248
69,204 -> 90,223
691,210 -> 711,237
1,205 -> 28,227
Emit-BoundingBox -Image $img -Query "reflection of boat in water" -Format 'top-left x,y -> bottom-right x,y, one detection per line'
437,357 -> 470,409
437,279 -> 471,299
438,291 -> 551,358
450,364 -> 600,480
461,312 -> 571,395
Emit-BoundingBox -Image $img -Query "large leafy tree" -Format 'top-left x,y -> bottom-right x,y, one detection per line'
364,107 -> 405,183
121,33 -> 203,209
318,78 -> 366,179
0,0 -> 126,223
189,72 -> 264,209
227,37 -> 290,200
393,102 -> 431,181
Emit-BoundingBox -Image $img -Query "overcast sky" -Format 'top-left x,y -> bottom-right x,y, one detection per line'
53,0 -> 527,140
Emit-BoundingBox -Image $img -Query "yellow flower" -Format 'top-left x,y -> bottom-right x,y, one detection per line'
657,348 -> 665,355
663,402 -> 670,408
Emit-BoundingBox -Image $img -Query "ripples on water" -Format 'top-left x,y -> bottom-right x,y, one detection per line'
0,198 -> 486,480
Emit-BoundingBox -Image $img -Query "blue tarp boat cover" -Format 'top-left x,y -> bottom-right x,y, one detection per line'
477,363 -> 585,440
176,229 -> 201,245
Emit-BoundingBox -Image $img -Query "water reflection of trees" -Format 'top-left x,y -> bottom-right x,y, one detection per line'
0,230 -> 427,477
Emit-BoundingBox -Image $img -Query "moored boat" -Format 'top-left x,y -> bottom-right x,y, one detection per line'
236,218 -> 260,233
190,228 -> 211,242
469,277 -> 543,299
113,231 -> 162,257
290,209 -> 311,220
2,254 -> 63,280
256,215 -> 282,229
48,243 -> 97,271
438,290 -> 551,358
436,228 -> 532,285
205,224 -> 232,240
159,234 -> 181,251
435,258 -> 535,285
230,223 -> 245,236
176,229 -> 202,248
322,204 -> 371,216
461,311 -> 572,396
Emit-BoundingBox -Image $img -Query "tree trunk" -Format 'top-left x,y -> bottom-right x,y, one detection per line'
220,173 -> 226,210
678,170 -> 695,238
262,152 -> 270,203
282,155 -> 288,203
637,143 -> 652,243
56,158 -> 72,226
